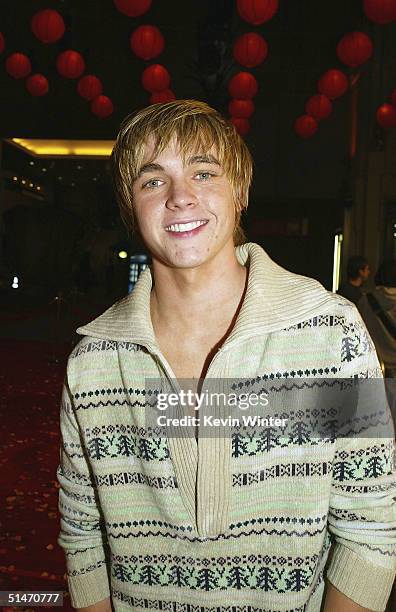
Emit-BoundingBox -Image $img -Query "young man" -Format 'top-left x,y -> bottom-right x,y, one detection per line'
338,256 -> 371,306
57,100 -> 396,612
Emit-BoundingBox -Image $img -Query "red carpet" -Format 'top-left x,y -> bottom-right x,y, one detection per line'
0,339 -> 74,610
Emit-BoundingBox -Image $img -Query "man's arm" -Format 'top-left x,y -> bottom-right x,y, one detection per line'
325,307 -> 396,611
323,581 -> 371,612
76,596 -> 113,612
57,367 -> 112,609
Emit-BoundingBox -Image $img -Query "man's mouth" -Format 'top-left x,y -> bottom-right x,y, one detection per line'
164,220 -> 208,233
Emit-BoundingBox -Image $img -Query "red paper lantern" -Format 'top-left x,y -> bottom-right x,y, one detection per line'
295,115 -> 318,139
318,69 -> 348,99
114,0 -> 152,17
77,75 -> 103,101
228,72 -> 258,99
0,32 -> 5,54
229,99 -> 255,118
91,95 -> 114,119
233,33 -> 268,68
305,94 -> 332,121
6,53 -> 31,79
142,64 -> 170,92
237,0 -> 279,25
337,32 -> 373,68
31,9 -> 65,44
231,117 -> 251,136
26,73 -> 49,97
57,50 -> 85,79
391,88 -> 396,107
376,103 -> 396,128
364,0 -> 396,24
130,25 -> 164,61
150,89 -> 176,104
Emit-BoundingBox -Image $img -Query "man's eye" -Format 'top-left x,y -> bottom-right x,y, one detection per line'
196,172 -> 214,180
143,179 -> 163,189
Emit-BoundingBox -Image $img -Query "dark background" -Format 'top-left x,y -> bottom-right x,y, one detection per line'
0,0 -> 395,329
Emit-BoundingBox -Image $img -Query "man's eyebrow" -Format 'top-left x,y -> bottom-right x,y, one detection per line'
135,155 -> 220,179
187,154 -> 221,166
137,162 -> 164,177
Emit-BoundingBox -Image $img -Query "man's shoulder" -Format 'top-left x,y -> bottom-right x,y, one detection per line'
284,290 -> 364,331
65,333 -> 146,390
320,290 -> 361,316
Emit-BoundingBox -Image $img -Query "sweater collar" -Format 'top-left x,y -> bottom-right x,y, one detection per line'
76,242 -> 333,345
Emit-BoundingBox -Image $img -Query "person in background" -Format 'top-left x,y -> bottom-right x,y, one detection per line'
338,255 -> 370,305
358,260 -> 396,378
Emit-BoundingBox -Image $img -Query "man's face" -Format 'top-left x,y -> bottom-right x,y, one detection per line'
131,138 -> 236,270
360,264 -> 370,282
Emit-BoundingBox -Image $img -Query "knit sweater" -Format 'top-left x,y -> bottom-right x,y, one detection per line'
57,242 -> 396,612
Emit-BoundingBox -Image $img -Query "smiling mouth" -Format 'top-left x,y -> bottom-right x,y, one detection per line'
164,220 -> 208,233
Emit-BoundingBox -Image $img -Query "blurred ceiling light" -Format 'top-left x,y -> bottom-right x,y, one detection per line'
118,251 -> 128,259
29,160 -> 34,166
8,138 -> 115,158
12,176 -> 18,181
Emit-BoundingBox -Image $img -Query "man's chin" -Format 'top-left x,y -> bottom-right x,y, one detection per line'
169,254 -> 211,269
153,248 -> 215,270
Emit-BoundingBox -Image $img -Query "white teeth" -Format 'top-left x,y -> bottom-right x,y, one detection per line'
165,220 -> 207,233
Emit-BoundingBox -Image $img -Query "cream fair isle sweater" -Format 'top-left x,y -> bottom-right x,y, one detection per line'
57,242 -> 396,612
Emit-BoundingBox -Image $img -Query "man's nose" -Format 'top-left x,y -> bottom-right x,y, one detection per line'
166,178 -> 198,209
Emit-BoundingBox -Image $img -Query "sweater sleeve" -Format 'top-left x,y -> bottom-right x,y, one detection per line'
56,369 -> 111,608
326,304 -> 396,611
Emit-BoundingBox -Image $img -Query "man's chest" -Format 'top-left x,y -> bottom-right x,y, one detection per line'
155,332 -> 225,388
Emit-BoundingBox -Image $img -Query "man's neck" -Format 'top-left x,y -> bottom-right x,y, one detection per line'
150,249 -> 248,336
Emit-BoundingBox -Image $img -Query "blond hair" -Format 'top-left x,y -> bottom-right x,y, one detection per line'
110,99 -> 253,246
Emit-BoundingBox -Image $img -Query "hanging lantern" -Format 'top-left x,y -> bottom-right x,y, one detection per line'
318,69 -> 348,99
91,95 -> 114,118
237,0 -> 279,25
56,50 -> 85,79
305,94 -> 332,121
295,115 -> 318,139
31,9 -> 65,44
336,32 -> 373,69
130,25 -> 164,61
114,0 -> 152,17
229,99 -> 255,118
0,32 -> 5,54
231,117 -> 250,136
391,88 -> 396,106
233,33 -> 268,68
77,75 -> 103,101
150,89 -> 176,104
376,103 -> 396,128
26,73 -> 49,97
228,72 -> 258,99
142,64 -> 170,92
364,0 -> 396,24
6,53 -> 31,79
